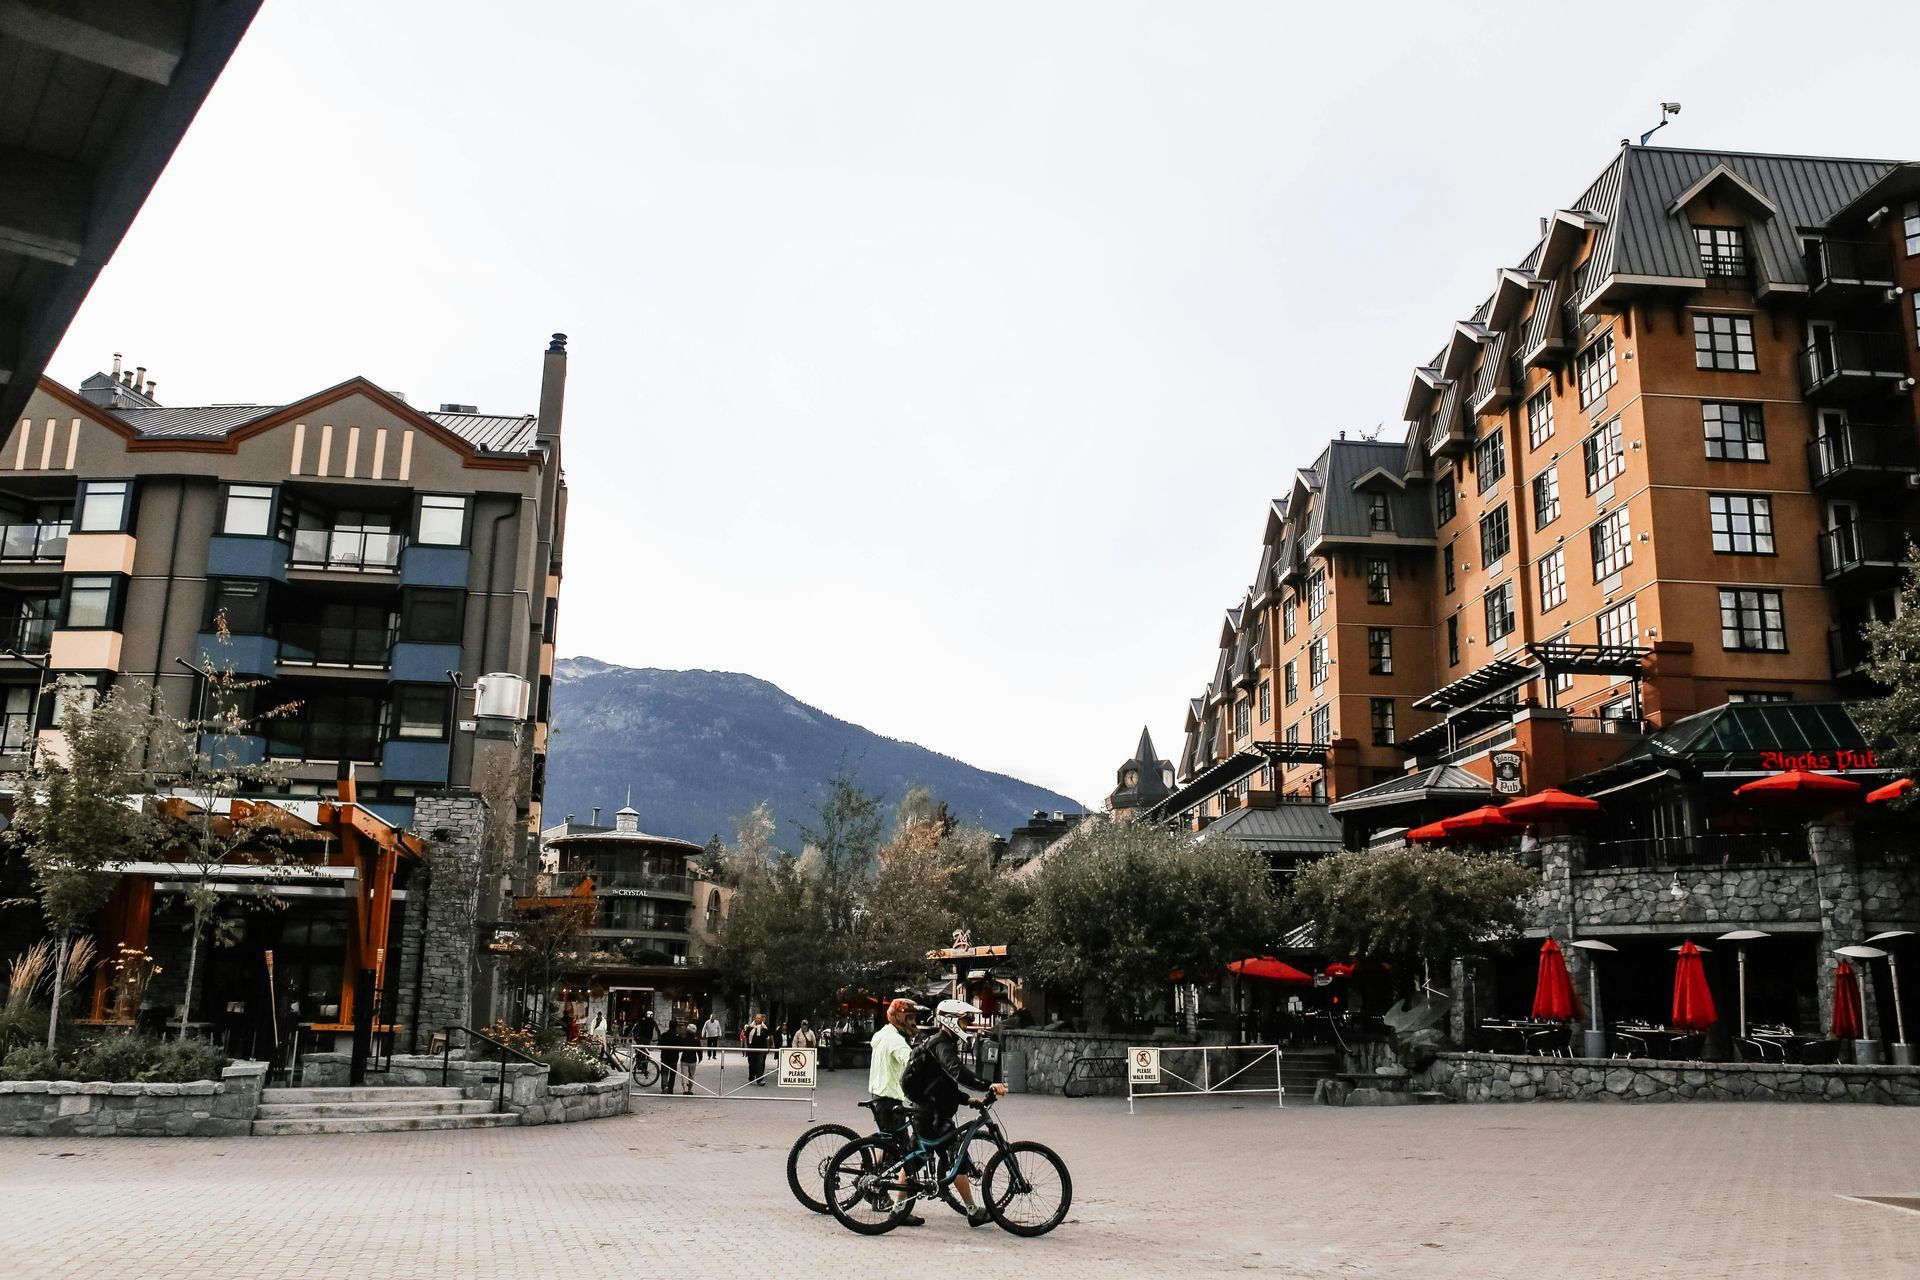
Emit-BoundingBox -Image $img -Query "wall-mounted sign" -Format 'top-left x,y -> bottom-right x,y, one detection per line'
1492,751 -> 1524,795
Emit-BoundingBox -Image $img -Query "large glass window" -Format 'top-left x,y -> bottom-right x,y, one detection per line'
1702,402 -> 1766,460
1538,547 -> 1567,611
392,685 -> 452,740
1366,557 -> 1390,604
1257,681 -> 1271,724
1709,494 -> 1775,555
399,588 -> 466,645
1590,508 -> 1633,580
1368,627 -> 1392,675
1719,588 -> 1786,652
1577,332 -> 1616,407
1281,595 -> 1296,641
1526,386 -> 1555,450
205,578 -> 271,634
1483,582 -> 1515,642
415,495 -> 469,547
1308,638 -> 1328,688
1598,598 -> 1638,649
1371,698 -> 1395,746
64,574 -> 120,629
1475,429 -> 1506,493
1479,503 -> 1511,564
1306,570 -> 1326,622
1693,314 -> 1757,371
74,481 -> 130,534
1532,465 -> 1560,529
1234,697 -> 1250,741
1283,660 -> 1298,705
1583,418 -> 1625,493
221,484 -> 276,537
1311,704 -> 1331,744
1436,475 -> 1456,526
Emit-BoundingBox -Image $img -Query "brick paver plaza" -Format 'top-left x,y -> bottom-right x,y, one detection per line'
3,1067 -> 1918,1278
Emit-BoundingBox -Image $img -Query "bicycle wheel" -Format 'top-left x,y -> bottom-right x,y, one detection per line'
937,1131 -> 1012,1216
786,1123 -> 859,1214
824,1138 -> 914,1236
982,1141 -> 1073,1237
631,1052 -> 659,1088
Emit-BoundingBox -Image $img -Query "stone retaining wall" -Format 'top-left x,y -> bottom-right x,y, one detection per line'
1004,1029 -> 1228,1096
301,1052 -> 630,1123
1417,1052 -> 1920,1105
0,1061 -> 267,1137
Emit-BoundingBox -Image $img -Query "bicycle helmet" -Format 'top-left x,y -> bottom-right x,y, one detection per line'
934,998 -> 985,1047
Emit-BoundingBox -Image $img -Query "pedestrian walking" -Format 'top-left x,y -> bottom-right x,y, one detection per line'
660,1016 -> 697,1095
793,1020 -> 817,1049
744,1013 -> 772,1086
701,1010 -> 722,1060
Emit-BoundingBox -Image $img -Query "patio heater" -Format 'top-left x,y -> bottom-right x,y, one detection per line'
1716,930 -> 1771,1044
1866,931 -> 1915,1066
1834,944 -> 1890,1065
1569,939 -> 1618,1059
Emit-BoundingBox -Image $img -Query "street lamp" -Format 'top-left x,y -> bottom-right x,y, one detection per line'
1866,931 -> 1915,1066
1717,930 -> 1771,1043
1835,943 -> 1890,1065
1569,939 -> 1618,1059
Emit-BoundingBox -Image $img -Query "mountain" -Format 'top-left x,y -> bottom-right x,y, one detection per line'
545,657 -> 1086,845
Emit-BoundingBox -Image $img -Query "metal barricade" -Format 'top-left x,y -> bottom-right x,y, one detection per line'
1126,1043 -> 1284,1114
639,1045 -> 818,1117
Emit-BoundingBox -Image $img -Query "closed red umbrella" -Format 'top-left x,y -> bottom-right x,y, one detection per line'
1671,940 -> 1717,1031
1734,769 -> 1864,801
1832,960 -> 1865,1039
1530,939 -> 1580,1023
1439,805 -> 1522,837
1867,778 -> 1914,804
1500,788 -> 1603,824
1407,821 -> 1451,843
1226,956 -> 1313,984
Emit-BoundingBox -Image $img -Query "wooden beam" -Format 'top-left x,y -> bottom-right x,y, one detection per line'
0,147 -> 90,266
0,0 -> 185,84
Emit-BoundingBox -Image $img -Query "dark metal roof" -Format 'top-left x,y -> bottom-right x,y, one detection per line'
1147,749 -> 1269,821
1201,802 -> 1343,855
1309,439 -> 1436,544
1412,657 -> 1534,712
1327,765 -> 1490,815
103,401 -> 538,452
428,412 -> 539,453
1608,701 -> 1870,769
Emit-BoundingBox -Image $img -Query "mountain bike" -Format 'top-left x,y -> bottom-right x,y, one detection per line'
789,1101 -> 1002,1217
824,1096 -> 1071,1237
578,1036 -> 660,1089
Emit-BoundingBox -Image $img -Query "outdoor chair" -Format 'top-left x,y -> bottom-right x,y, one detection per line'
1735,1036 -> 1784,1063
1665,1033 -> 1705,1061
1524,1026 -> 1571,1058
1799,1039 -> 1843,1065
1612,1030 -> 1649,1059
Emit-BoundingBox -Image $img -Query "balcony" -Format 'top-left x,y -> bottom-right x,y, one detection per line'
1799,331 -> 1911,401
265,717 -> 383,764
276,620 -> 394,669
1806,423 -> 1919,491
0,615 -> 56,655
1818,520 -> 1913,582
1699,250 -> 1752,289
289,528 -> 403,573
590,870 -> 694,898
1805,240 -> 1897,307
1829,625 -> 1872,681
0,521 -> 68,563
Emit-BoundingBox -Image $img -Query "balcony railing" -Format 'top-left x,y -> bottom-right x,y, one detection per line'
594,912 -> 691,934
276,622 -> 394,668
1563,713 -> 1646,737
1699,251 -> 1751,285
1799,331 -> 1911,398
0,522 -> 69,563
1818,520 -> 1914,578
1805,240 -> 1896,294
580,870 -> 694,896
289,528 -> 404,571
0,616 -> 55,655
1585,830 -> 1810,870
1807,423 -> 1919,488
265,719 -> 383,763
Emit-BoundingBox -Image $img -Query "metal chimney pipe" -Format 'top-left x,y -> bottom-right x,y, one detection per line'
112,352 -> 123,377
135,366 -> 146,389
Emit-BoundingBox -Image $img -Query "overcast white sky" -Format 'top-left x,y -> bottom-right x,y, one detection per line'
52,1 -> 1917,806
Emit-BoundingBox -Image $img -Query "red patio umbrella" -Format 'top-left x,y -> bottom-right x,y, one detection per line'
1322,962 -> 1357,978
1227,956 -> 1313,984
1439,805 -> 1522,837
1530,939 -> 1580,1023
1867,778 -> 1914,804
1733,769 -> 1864,801
1832,961 -> 1865,1040
1407,821 -> 1452,843
1500,788 -> 1603,824
1670,940 -> 1717,1031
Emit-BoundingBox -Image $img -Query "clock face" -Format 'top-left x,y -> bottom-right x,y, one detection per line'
1124,769 -> 1138,786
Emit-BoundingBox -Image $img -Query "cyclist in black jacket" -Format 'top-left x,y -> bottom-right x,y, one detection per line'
902,998 -> 1006,1227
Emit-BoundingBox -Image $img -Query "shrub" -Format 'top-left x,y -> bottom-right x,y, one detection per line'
0,1044 -> 63,1081
0,1035 -> 227,1083
541,1044 -> 606,1086
136,1038 -> 227,1084
69,1034 -> 151,1082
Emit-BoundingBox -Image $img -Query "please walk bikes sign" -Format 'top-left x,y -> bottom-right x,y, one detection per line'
1129,1048 -> 1160,1085
778,1047 -> 817,1088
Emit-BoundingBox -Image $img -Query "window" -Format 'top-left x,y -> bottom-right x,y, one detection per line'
1311,704 -> 1331,744
1526,386 -> 1555,449
1582,418 -> 1625,493
1257,681 -> 1271,723
206,578 -> 271,634
1234,697 -> 1251,741
1702,402 -> 1766,461
1903,200 -> 1919,256
1436,476 -> 1456,526
1693,314 -> 1757,371
1576,331 -> 1616,407
1444,541 -> 1456,594
1367,492 -> 1392,532
392,685 -> 452,740
1284,660 -> 1298,705
1366,557 -> 1391,604
1446,614 -> 1460,666
1728,690 -> 1792,704
1306,570 -> 1326,622
220,484 -> 276,537
1368,627 -> 1393,675
1719,588 -> 1787,652
1483,582 -> 1514,642
1590,508 -> 1633,580
1285,722 -> 1299,748
1598,598 -> 1638,650
1308,638 -> 1328,687
1281,595 -> 1296,641
1475,430 -> 1507,493
74,480 -> 131,534
1547,632 -> 1574,694
1259,762 -> 1274,790
399,587 -> 466,645
1310,774 -> 1326,802
1709,494 -> 1775,555
63,574 -> 121,629
1538,547 -> 1567,611
1371,698 -> 1396,746
1695,226 -> 1749,280
1532,465 -> 1560,529
1479,503 -> 1511,565
415,495 -> 470,547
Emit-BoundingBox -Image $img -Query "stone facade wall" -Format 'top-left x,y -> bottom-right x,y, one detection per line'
301,1052 -> 630,1124
406,793 -> 487,1046
0,1061 -> 267,1137
1004,1029 -> 1229,1096
1857,861 -> 1920,931
1568,866 -> 1822,930
1417,1052 -> 1920,1105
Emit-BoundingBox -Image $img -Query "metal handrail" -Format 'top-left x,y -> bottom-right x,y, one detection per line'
0,521 -> 69,561
1805,239 -> 1896,289
440,1024 -> 546,1115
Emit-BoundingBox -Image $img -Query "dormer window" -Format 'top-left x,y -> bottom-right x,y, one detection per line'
1695,226 -> 1750,282
1367,492 -> 1391,531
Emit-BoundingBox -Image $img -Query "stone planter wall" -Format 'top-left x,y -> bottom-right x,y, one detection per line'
301,1052 -> 630,1122
0,1061 -> 267,1137
1416,1051 -> 1920,1105
1004,1029 -> 1229,1096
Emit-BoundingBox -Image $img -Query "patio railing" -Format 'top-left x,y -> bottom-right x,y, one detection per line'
1584,830 -> 1811,870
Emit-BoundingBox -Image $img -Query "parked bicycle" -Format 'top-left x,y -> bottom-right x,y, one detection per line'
576,1035 -> 660,1089
823,1095 -> 1071,1236
788,1100 -> 1004,1218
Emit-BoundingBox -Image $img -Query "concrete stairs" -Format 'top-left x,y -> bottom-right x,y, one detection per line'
252,1086 -> 519,1135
